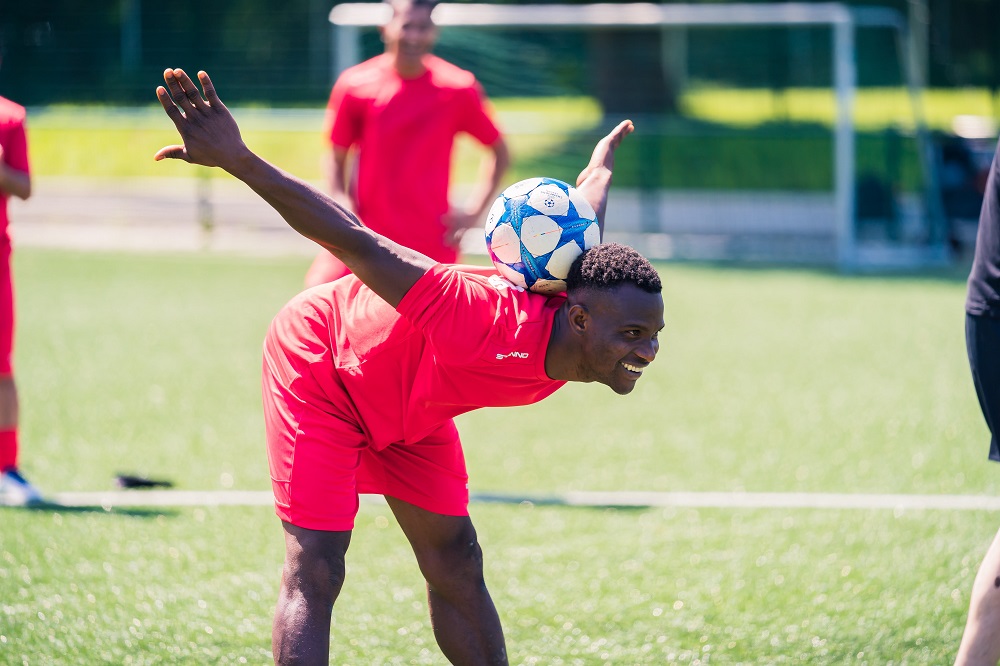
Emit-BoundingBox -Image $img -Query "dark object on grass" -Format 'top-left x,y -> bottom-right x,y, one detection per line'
115,474 -> 174,489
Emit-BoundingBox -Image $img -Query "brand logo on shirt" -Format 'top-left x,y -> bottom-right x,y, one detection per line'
488,275 -> 525,292
496,351 -> 530,360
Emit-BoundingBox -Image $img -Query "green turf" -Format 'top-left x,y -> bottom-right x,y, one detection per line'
8,249 -> 988,497
1,504 -> 994,664
0,248 -> 995,663
24,89 -> 997,191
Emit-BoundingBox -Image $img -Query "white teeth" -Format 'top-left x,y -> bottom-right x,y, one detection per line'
622,362 -> 642,373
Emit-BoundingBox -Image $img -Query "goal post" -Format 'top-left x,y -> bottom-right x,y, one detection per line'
328,2 -> 947,270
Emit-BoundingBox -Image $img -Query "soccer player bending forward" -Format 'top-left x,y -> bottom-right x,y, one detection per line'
155,68 -> 663,665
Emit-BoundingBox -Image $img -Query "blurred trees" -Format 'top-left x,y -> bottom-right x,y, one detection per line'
0,0 -> 997,108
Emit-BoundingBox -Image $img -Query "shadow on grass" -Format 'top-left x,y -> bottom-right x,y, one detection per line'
0,501 -> 177,518
473,493 -> 650,512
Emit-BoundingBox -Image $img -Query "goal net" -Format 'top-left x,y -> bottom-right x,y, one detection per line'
329,2 -> 948,269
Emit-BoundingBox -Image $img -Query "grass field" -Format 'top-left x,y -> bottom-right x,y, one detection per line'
25,88 -> 1000,192
0,248 -> 996,663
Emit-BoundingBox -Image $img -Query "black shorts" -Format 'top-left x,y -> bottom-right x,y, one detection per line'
967,313 -> 1000,461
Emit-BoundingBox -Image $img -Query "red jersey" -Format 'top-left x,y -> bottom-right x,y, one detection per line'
264,264 -> 566,451
325,54 -> 502,262
0,97 -> 30,240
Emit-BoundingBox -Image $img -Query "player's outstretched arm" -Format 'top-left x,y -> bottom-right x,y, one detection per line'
154,68 -> 433,306
575,119 -> 634,237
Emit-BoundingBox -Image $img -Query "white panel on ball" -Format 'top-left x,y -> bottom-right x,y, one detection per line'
484,197 -> 507,235
489,223 -> 523,264
504,177 -> 543,197
568,188 -> 596,220
527,184 -> 570,217
519,215 -> 562,256
545,240 -> 584,279
495,261 -> 528,288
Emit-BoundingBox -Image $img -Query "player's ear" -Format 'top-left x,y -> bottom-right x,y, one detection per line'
567,303 -> 590,335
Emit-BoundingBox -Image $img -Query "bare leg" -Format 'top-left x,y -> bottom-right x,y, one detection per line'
386,496 -> 508,665
272,522 -> 352,666
956,527 -> 1000,665
0,375 -> 18,430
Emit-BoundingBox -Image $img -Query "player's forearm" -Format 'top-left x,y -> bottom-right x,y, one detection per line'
0,165 -> 30,200
464,140 -> 511,220
324,149 -> 353,207
577,167 -> 613,236
574,120 -> 633,237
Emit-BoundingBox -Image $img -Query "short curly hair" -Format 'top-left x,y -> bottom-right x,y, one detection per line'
565,242 -> 662,294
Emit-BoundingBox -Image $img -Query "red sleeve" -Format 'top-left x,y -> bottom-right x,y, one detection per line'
2,116 -> 30,176
457,82 -> 501,147
395,264 -> 501,361
325,76 -> 362,149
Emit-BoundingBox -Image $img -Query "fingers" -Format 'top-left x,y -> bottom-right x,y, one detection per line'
163,68 -> 208,114
612,119 -> 635,138
603,119 -> 635,149
197,71 -> 223,107
153,145 -> 189,162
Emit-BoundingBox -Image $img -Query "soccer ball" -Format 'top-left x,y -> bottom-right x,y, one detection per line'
484,177 -> 600,294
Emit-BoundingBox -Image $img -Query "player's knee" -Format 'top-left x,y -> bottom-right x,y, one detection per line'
418,533 -> 486,594
285,546 -> 348,601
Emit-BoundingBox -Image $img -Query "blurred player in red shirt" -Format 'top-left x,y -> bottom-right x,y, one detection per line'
304,0 -> 510,287
0,71 -> 39,504
156,68 -> 661,665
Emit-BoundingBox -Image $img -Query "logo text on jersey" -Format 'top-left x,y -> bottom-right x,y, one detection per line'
496,351 -> 530,360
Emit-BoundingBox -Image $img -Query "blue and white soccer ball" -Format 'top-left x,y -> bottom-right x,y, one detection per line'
484,177 -> 600,294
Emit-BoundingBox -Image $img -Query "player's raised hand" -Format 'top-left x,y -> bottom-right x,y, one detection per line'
576,119 -> 634,188
574,119 -> 634,234
154,68 -> 248,170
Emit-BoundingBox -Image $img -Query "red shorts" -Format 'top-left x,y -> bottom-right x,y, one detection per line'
262,352 -> 469,532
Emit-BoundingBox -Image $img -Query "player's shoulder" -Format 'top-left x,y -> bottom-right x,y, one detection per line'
0,97 -> 27,125
336,54 -> 396,92
424,55 -> 479,90
448,265 -> 564,313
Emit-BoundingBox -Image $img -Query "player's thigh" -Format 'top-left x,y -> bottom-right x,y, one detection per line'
385,494 -> 485,590
263,372 -> 369,531
357,420 -> 469,517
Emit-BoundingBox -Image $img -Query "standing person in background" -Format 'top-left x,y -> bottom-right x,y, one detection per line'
304,0 -> 510,287
956,134 -> 1000,666
0,55 -> 39,505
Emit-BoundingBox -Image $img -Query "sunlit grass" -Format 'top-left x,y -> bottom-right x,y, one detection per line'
680,86 -> 1000,132
24,89 -> 998,187
0,503 -> 992,663
0,248 -> 993,663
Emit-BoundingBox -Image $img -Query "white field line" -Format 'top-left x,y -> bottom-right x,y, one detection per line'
47,490 -> 1000,512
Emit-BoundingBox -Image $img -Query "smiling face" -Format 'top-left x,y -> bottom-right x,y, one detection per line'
381,0 -> 438,76
570,284 -> 665,395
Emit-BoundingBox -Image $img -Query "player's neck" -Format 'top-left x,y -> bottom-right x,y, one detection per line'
544,304 -> 584,383
390,53 -> 428,79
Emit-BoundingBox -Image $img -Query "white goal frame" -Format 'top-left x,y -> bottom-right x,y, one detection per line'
328,2 -> 945,269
